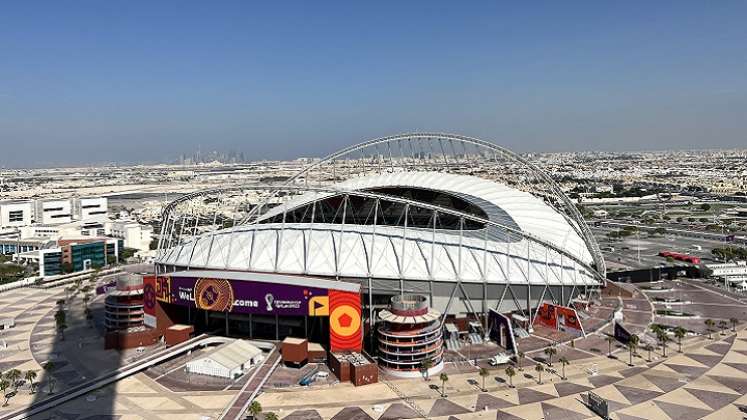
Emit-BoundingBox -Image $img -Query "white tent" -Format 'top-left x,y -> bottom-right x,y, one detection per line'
186,340 -> 263,379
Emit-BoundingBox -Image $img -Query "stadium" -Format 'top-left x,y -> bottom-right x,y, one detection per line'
151,133 -> 606,356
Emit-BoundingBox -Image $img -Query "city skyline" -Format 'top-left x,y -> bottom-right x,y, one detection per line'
2,1 -> 747,167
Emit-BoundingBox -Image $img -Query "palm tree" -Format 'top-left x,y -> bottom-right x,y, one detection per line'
505,366 -> 516,388
718,320 -> 727,335
24,370 -> 37,394
248,401 -> 262,419
534,364 -> 544,384
1,379 -> 10,407
559,357 -> 570,380
420,358 -> 433,381
627,336 -> 639,366
43,362 -> 56,395
705,319 -> 715,339
730,318 -> 738,332
606,335 -> 615,357
55,309 -> 67,341
644,343 -> 654,362
658,332 -> 670,357
517,351 -> 525,371
5,369 -> 21,391
439,373 -> 449,397
544,346 -> 557,367
264,413 -> 279,420
479,367 -> 489,392
674,327 -> 686,353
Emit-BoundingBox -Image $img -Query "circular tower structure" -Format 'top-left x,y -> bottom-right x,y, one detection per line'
104,274 -> 145,332
377,294 -> 444,378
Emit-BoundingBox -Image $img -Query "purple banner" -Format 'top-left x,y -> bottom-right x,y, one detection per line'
157,276 -> 329,316
96,280 -> 117,296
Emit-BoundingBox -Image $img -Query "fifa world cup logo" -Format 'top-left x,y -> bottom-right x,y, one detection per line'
265,294 -> 274,311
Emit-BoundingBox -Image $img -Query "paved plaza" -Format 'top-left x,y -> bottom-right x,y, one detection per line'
1,277 -> 746,419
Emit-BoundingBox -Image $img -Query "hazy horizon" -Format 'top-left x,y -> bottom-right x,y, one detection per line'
2,1 -> 746,168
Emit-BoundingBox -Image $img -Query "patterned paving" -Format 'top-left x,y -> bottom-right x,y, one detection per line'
268,329 -> 747,420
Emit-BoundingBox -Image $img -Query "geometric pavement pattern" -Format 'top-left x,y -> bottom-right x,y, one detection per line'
280,330 -> 747,419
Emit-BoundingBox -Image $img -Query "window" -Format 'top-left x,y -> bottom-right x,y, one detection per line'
81,204 -> 101,209
44,207 -> 64,212
8,210 -> 24,222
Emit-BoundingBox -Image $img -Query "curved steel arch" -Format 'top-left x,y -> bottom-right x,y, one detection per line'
156,184 -> 604,284
236,132 -> 605,276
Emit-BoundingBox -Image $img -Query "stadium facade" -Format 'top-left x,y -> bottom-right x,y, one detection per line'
152,133 -> 606,351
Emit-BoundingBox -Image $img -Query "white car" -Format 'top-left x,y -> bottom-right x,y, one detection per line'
488,352 -> 511,366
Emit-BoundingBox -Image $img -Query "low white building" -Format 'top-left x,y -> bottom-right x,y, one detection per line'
705,261 -> 747,278
20,218 -> 108,240
186,340 -> 263,379
75,197 -> 108,221
36,199 -> 73,225
0,200 -> 33,229
108,220 -> 153,251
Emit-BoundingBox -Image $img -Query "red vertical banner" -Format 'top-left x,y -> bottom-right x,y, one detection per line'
556,305 -> 585,337
143,275 -> 157,328
533,302 -> 558,330
328,290 -> 362,351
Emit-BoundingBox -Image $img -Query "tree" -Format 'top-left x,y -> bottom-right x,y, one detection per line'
705,319 -> 715,339
627,335 -> 639,366
24,370 -> 37,394
534,364 -> 544,384
439,373 -> 449,398
559,357 -> 570,380
264,413 -> 279,420
55,310 -> 67,340
478,367 -> 489,392
5,369 -> 21,391
65,286 -> 74,300
700,203 -> 711,212
644,343 -> 654,362
517,351 -> 525,371
606,335 -> 615,357
658,332 -> 670,357
674,327 -> 686,353
718,320 -> 728,335
420,358 -> 433,381
544,346 -> 557,367
730,318 -> 738,332
248,401 -> 262,419
43,362 -> 56,395
1,379 -> 10,407
505,366 -> 516,388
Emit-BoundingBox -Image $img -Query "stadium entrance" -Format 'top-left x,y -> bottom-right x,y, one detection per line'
145,271 -> 362,351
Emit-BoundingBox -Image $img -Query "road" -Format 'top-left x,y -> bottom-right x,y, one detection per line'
219,348 -> 281,420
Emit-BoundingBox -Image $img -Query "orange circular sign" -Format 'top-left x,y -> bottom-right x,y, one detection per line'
329,304 -> 361,337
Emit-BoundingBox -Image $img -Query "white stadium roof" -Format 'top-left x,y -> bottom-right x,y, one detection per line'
158,171 -> 601,287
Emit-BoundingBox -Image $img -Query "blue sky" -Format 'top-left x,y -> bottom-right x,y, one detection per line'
1,1 -> 746,167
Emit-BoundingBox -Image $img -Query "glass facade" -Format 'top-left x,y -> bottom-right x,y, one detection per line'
71,242 -> 106,271
43,251 -> 63,276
